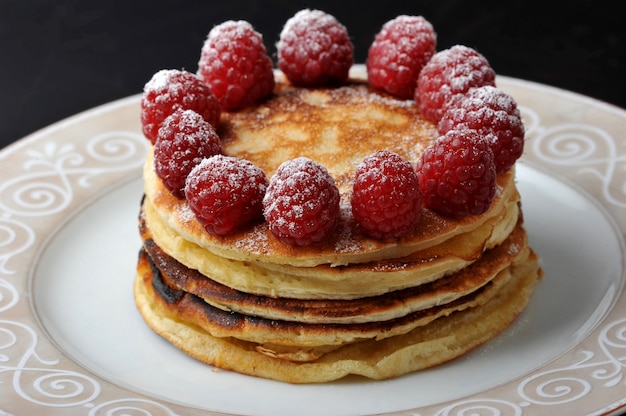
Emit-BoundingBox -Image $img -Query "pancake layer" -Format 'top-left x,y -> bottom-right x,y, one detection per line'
142,75 -> 519,269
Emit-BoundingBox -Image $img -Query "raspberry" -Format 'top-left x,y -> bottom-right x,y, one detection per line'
197,20 -> 275,111
263,157 -> 340,245
415,129 -> 496,218
277,9 -> 354,86
438,86 -> 525,173
366,15 -> 436,99
141,69 -> 221,144
185,155 -> 268,236
351,150 -> 424,239
416,45 -> 496,123
154,109 -> 222,198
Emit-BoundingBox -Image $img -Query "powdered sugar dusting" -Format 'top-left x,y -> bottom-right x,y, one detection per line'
208,20 -> 262,44
464,85 -> 518,111
144,69 -> 178,93
234,223 -> 270,253
276,157 -> 335,187
334,198 -> 362,253
176,201 -> 196,223
280,9 -> 340,38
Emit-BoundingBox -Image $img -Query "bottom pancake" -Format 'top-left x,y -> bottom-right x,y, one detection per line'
133,246 -> 541,383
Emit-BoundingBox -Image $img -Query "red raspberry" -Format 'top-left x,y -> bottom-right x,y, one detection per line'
366,15 -> 436,99
197,20 -> 275,111
263,157 -> 340,245
415,129 -> 496,218
416,45 -> 496,123
277,9 -> 354,86
185,155 -> 268,236
351,150 -> 424,239
141,69 -> 220,144
154,109 -> 222,198
438,86 -> 525,173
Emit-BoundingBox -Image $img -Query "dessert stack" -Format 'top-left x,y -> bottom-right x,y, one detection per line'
133,9 -> 542,383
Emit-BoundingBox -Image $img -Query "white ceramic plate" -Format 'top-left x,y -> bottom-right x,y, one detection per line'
1,76 -> 626,416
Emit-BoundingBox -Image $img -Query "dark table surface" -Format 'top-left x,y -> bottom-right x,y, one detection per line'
1,0 -> 625,151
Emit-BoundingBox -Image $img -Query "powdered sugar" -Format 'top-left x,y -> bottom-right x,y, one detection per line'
176,202 -> 196,223
460,85 -> 518,111
207,20 -> 262,43
233,223 -> 270,253
144,69 -> 177,93
263,157 -> 340,245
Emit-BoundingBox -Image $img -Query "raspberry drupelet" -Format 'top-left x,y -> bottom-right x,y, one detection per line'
197,20 -> 275,111
141,69 -> 221,144
366,15 -> 436,99
185,155 -> 268,236
277,9 -> 354,86
263,157 -> 340,246
438,85 -> 525,173
352,150 -> 424,239
416,129 -> 497,218
153,109 -> 222,199
416,45 -> 496,123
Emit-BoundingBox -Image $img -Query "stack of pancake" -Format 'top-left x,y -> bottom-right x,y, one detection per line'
134,68 -> 542,383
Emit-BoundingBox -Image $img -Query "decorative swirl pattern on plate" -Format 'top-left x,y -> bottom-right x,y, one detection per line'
521,106 -> 626,207
0,320 -> 100,406
86,399 -> 181,416
433,399 -> 524,416
0,132 -> 146,217
0,128 -> 163,412
515,317 -> 626,409
0,217 -> 35,275
0,278 -> 18,313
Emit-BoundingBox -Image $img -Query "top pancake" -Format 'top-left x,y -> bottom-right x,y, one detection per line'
143,68 -> 518,268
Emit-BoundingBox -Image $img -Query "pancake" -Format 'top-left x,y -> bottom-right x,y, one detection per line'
134,242 -> 541,382
142,70 -> 520,269
134,64 -> 543,383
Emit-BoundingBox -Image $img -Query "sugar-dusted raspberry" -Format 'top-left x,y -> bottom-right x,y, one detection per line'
154,109 -> 222,198
197,20 -> 275,111
415,129 -> 496,218
351,150 -> 424,239
263,157 -> 340,245
141,69 -> 221,144
416,45 -> 496,123
438,85 -> 525,173
277,9 -> 354,86
185,155 -> 268,236
366,15 -> 436,99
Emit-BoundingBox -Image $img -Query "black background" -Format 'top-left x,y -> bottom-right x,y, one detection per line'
1,0 -> 625,150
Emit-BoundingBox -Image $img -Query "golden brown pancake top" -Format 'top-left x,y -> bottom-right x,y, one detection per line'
218,79 -> 437,192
